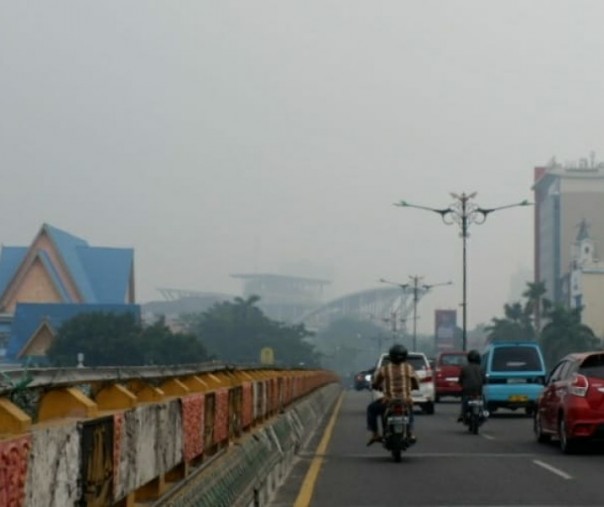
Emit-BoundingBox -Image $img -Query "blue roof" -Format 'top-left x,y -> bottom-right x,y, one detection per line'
0,247 -> 28,296
78,247 -> 133,303
44,224 -> 97,302
6,303 -> 141,360
0,224 -> 134,305
38,251 -> 73,303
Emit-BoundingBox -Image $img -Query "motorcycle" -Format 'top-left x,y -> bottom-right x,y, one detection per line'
462,395 -> 488,435
381,399 -> 414,462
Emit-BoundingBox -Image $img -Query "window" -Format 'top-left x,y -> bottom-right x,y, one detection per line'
491,347 -> 543,372
440,354 -> 467,366
580,354 -> 604,380
407,356 -> 428,370
380,355 -> 427,370
557,361 -> 574,380
548,360 -> 571,383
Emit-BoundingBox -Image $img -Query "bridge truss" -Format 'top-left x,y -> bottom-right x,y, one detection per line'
299,286 -> 428,331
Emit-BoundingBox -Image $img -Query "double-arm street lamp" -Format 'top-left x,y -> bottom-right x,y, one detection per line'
395,192 -> 531,351
380,276 -> 452,351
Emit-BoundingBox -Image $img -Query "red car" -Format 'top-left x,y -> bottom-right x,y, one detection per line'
434,351 -> 467,402
534,351 -> 604,453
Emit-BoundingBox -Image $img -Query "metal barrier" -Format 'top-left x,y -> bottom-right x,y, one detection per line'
0,363 -> 338,506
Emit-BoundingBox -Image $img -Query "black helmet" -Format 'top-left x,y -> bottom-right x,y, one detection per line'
389,344 -> 408,364
467,349 -> 481,364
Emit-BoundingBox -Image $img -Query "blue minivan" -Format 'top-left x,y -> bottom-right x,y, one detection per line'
482,341 -> 546,415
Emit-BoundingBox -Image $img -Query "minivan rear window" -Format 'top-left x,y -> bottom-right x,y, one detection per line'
580,354 -> 604,380
381,356 -> 427,371
491,347 -> 543,372
440,354 -> 467,366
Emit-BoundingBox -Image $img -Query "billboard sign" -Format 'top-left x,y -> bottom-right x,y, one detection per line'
435,309 -> 457,351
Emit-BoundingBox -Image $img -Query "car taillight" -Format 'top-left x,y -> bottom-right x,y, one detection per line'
422,368 -> 433,382
569,373 -> 589,397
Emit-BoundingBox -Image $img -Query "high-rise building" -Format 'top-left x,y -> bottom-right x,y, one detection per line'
533,154 -> 604,303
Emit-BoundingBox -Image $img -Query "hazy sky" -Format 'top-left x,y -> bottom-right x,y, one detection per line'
2,1 -> 603,332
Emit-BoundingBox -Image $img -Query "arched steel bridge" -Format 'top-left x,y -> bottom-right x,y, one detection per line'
299,286 -> 429,330
154,286 -> 431,331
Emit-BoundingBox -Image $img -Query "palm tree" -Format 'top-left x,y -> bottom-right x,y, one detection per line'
486,301 -> 535,343
539,304 -> 600,368
522,281 -> 549,333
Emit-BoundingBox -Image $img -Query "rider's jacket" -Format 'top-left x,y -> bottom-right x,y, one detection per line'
458,363 -> 485,396
373,363 -> 419,403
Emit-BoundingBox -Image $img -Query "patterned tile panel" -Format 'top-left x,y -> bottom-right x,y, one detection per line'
0,435 -> 31,507
182,394 -> 205,462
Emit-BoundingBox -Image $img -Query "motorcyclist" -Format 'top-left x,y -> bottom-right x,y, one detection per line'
366,344 -> 420,445
457,349 -> 485,422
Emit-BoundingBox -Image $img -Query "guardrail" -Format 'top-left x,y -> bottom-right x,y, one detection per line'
0,362 -> 338,506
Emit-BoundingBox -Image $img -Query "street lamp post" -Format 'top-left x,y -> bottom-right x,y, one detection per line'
395,193 -> 531,351
380,277 -> 452,351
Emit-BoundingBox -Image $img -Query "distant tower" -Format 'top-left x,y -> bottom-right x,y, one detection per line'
569,220 -> 596,309
565,219 -> 604,337
574,219 -> 596,266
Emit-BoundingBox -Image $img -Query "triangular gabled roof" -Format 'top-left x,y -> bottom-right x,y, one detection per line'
17,318 -> 56,359
43,224 -> 97,302
37,250 -> 73,302
0,224 -> 135,309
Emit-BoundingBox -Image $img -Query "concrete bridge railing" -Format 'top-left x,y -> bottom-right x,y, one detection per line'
0,363 -> 339,506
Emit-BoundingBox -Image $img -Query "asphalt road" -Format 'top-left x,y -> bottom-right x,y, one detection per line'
271,389 -> 604,507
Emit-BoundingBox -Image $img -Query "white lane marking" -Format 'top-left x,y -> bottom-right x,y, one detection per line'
533,459 -> 573,480
481,433 -> 495,440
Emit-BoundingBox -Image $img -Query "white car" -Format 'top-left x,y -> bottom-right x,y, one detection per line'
371,351 -> 435,414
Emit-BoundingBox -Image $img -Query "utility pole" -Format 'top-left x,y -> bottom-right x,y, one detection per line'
409,276 -> 423,352
380,277 -> 452,351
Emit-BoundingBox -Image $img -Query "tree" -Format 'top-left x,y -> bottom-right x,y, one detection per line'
141,317 -> 209,365
47,312 -> 144,366
522,281 -> 550,333
184,296 -> 320,367
47,312 -> 210,367
539,305 -> 601,368
484,282 -> 601,369
486,282 -> 557,344
486,301 -> 535,343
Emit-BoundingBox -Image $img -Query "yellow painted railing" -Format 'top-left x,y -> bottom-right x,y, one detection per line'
0,363 -> 338,506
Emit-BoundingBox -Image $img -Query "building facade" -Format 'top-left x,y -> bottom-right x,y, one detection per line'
533,155 -> 604,303
231,273 -> 329,324
568,221 -> 604,338
0,224 -> 138,362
